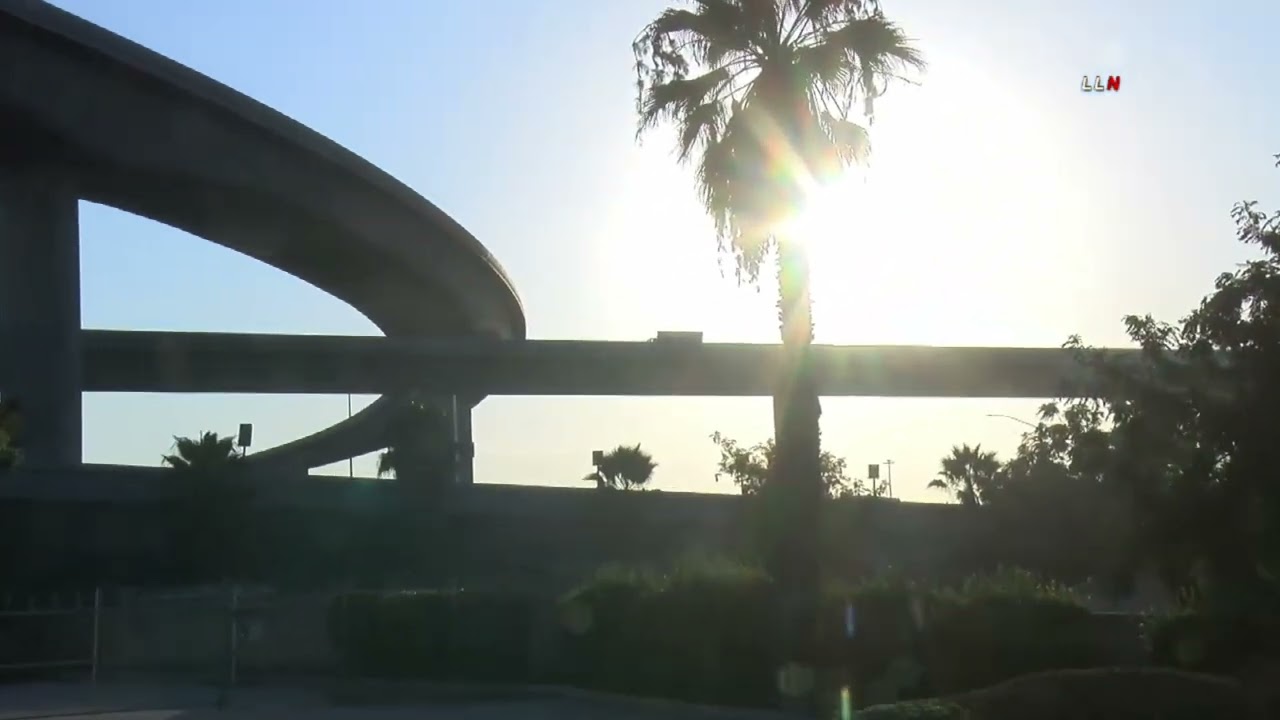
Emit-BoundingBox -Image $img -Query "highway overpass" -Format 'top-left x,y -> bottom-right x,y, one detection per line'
77,330 -> 1133,398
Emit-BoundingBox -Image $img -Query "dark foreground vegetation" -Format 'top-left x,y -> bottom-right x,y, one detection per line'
322,559 -> 1275,717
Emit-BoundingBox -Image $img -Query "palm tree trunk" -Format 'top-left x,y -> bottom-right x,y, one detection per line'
771,234 -> 825,690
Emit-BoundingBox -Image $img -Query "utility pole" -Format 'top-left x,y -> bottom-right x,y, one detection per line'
883,459 -> 895,498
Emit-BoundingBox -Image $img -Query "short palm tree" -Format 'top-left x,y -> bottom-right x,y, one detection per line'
584,444 -> 658,490
930,443 -> 1001,506
377,396 -> 455,486
162,431 -> 240,473
161,431 -> 250,581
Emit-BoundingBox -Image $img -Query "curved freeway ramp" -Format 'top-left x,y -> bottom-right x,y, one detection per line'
0,0 -> 525,469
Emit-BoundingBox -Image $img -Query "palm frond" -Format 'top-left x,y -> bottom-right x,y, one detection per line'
635,0 -> 923,281
163,431 -> 239,472
592,444 -> 659,490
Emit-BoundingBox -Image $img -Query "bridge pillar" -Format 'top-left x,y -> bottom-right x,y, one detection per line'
449,395 -> 475,485
0,168 -> 81,467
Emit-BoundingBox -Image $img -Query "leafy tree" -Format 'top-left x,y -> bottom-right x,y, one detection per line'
632,0 -> 925,627
585,444 -> 659,490
376,395 -> 456,486
962,407 -> 1135,588
928,443 -> 1000,506
1014,154 -> 1280,613
711,432 -> 869,497
162,431 -> 253,582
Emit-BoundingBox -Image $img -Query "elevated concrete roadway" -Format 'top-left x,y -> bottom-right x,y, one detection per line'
0,0 -> 524,470
79,330 -> 1139,399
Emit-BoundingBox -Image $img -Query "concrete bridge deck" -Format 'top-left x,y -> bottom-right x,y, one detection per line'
77,330 -> 1133,398
0,0 -> 523,471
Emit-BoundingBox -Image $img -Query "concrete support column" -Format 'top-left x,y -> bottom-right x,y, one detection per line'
0,168 -> 81,467
448,395 -> 475,485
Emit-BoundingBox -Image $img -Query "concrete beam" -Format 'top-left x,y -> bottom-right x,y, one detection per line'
81,330 -> 1140,399
0,168 -> 81,466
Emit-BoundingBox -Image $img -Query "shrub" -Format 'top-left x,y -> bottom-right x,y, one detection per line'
561,563 -> 1119,708
1145,608 -> 1280,674
558,554 -> 776,707
820,575 -> 928,701
821,568 -> 1103,702
921,569 -> 1098,694
327,589 -> 536,682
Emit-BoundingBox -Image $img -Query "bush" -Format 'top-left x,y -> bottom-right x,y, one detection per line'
1145,608 -> 1280,674
327,589 -> 536,682
822,568 -> 1105,702
921,569 -> 1100,694
560,561 -> 1114,708
557,554 -> 776,707
819,575 -> 928,701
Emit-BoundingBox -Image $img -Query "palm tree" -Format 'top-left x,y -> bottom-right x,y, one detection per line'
376,396 -> 455,486
633,0 -> 923,492
161,431 -> 250,581
162,431 -> 241,473
929,443 -> 1001,506
633,0 -> 923,688
584,444 -> 658,490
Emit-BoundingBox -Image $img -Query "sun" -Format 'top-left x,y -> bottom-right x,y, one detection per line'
783,171 -> 866,254
775,163 -> 991,346
776,170 -> 904,341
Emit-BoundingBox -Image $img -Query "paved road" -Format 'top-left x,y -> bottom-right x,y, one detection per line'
0,684 -> 790,720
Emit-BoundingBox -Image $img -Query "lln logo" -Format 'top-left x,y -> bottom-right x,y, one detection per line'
1081,75 -> 1121,92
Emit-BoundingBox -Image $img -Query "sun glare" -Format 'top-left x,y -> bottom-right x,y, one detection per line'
769,60 -> 1070,349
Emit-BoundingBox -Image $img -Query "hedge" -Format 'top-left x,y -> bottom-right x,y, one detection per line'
1144,608 -> 1280,673
559,563 -> 1115,708
555,558 -> 777,707
326,564 -> 1128,709
327,589 -> 536,682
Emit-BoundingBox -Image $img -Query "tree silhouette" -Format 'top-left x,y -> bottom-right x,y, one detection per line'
1056,154 -> 1280,609
711,431 -> 867,497
161,431 -> 240,472
162,431 -> 252,582
632,1 -> 924,673
376,395 -> 455,486
929,443 -> 1000,506
584,444 -> 658,490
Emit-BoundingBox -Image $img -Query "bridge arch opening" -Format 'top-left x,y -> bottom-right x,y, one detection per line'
78,202 -> 384,470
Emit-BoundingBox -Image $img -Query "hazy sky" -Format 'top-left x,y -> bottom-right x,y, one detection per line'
49,0 -> 1279,501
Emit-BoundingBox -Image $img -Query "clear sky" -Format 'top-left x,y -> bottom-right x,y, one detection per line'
50,0 -> 1279,502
